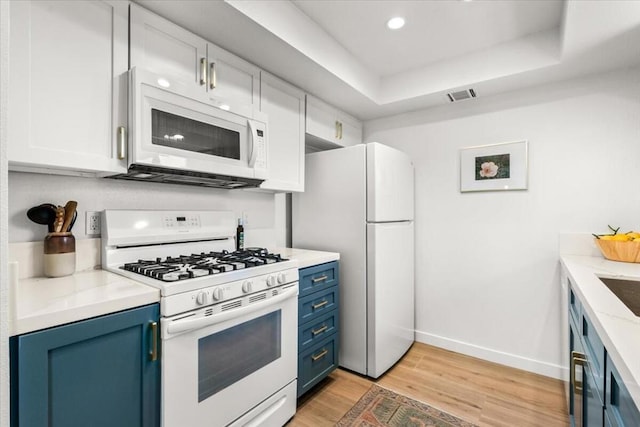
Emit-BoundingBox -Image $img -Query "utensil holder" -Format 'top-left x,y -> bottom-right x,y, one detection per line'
44,232 -> 76,277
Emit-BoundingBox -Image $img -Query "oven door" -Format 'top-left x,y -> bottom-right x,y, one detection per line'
129,67 -> 268,180
161,284 -> 298,427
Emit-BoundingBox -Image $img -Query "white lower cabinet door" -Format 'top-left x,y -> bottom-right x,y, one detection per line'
8,0 -> 128,176
366,221 -> 415,378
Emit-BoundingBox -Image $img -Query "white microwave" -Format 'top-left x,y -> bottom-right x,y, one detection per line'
112,68 -> 268,189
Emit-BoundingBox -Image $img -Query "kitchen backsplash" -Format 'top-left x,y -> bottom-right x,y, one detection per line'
9,171 -> 284,245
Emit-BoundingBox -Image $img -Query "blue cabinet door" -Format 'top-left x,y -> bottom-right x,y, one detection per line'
11,304 -> 160,427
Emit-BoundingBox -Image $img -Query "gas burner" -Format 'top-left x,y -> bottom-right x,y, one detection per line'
121,248 -> 287,282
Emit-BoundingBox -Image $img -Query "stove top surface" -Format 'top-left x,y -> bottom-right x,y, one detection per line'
122,247 -> 287,282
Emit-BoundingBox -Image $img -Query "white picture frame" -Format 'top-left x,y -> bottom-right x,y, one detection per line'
460,140 -> 528,192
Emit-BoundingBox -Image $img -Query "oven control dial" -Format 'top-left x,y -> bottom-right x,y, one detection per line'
277,273 -> 287,284
242,281 -> 253,294
195,291 -> 208,306
266,275 -> 277,287
212,287 -> 224,301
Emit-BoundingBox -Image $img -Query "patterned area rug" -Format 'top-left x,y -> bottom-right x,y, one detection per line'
336,385 -> 478,427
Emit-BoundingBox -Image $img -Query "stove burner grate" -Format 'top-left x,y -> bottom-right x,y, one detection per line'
121,248 -> 286,282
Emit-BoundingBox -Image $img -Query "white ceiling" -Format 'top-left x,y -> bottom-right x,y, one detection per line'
292,0 -> 564,77
135,0 -> 640,121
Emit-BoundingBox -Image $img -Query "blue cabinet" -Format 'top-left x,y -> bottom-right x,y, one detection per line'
567,279 -> 640,427
297,261 -> 339,397
605,353 -> 640,427
569,280 -> 605,427
11,303 -> 160,427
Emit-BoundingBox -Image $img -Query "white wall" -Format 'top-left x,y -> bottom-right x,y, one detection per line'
364,67 -> 640,378
8,172 -> 283,248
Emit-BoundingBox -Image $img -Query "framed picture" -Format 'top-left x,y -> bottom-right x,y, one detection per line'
460,140 -> 528,192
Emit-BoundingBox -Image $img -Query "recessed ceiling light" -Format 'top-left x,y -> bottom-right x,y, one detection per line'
387,17 -> 405,30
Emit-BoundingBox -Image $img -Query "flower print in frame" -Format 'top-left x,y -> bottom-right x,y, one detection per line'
460,140 -> 527,192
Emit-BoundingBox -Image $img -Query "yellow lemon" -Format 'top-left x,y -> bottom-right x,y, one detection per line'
599,235 -> 615,241
613,234 -> 631,241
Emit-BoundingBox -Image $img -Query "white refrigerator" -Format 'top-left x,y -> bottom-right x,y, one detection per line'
292,142 -> 415,378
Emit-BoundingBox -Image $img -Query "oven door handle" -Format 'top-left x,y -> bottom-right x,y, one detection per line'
164,285 -> 298,337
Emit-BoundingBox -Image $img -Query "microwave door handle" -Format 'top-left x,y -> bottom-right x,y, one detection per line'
247,119 -> 259,167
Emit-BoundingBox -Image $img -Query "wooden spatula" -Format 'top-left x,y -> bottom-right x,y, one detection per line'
61,201 -> 78,233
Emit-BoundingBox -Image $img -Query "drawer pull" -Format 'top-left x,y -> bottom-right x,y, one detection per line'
149,321 -> 158,362
117,126 -> 126,159
200,58 -> 207,86
311,348 -> 328,361
311,325 -> 328,336
312,275 -> 328,283
571,350 -> 587,393
312,300 -> 328,310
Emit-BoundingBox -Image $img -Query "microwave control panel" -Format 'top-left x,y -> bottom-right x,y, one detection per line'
254,128 -> 267,170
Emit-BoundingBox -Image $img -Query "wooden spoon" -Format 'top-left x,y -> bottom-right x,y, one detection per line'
61,201 -> 78,233
54,206 -> 65,233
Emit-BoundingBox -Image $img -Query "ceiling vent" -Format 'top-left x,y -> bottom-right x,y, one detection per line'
447,88 -> 477,102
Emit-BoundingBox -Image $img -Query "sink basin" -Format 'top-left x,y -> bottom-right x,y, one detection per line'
598,277 -> 640,316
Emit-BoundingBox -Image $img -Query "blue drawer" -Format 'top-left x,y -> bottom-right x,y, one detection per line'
298,309 -> 338,351
299,261 -> 339,297
298,285 -> 338,324
297,333 -> 338,397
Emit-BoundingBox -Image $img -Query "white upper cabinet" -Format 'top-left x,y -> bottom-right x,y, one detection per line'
259,72 -> 305,192
129,3 -> 207,88
305,95 -> 363,150
130,3 -> 260,119
8,0 -> 128,176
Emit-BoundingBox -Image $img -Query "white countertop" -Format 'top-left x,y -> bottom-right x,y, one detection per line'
11,269 -> 160,336
10,247 -> 337,336
560,255 -> 640,407
271,247 -> 340,269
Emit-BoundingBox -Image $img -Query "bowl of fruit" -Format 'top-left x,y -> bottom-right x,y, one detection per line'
593,225 -> 640,263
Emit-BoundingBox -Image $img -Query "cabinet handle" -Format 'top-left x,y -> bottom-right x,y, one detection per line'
312,275 -> 328,283
311,348 -> 328,361
209,62 -> 217,90
335,120 -> 340,139
339,121 -> 343,140
312,300 -> 328,310
311,325 -> 328,336
149,321 -> 158,361
117,126 -> 126,160
571,351 -> 586,393
200,58 -> 207,86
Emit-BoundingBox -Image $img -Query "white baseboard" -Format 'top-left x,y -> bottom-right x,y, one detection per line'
415,330 -> 568,380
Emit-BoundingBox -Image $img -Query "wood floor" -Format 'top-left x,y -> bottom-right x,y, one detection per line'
288,342 -> 569,426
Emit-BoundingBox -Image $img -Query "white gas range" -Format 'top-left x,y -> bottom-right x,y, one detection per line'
102,210 -> 299,427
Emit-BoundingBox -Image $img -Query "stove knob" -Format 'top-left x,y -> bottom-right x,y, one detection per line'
212,287 -> 224,301
242,281 -> 253,293
277,272 -> 287,284
266,275 -> 276,287
195,291 -> 208,306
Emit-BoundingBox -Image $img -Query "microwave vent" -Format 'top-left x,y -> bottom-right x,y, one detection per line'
447,88 -> 477,102
108,164 -> 264,190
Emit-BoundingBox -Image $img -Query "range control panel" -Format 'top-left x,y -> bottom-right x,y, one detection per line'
163,214 -> 201,228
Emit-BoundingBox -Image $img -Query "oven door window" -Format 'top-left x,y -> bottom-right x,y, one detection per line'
197,310 -> 281,402
151,108 -> 241,160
